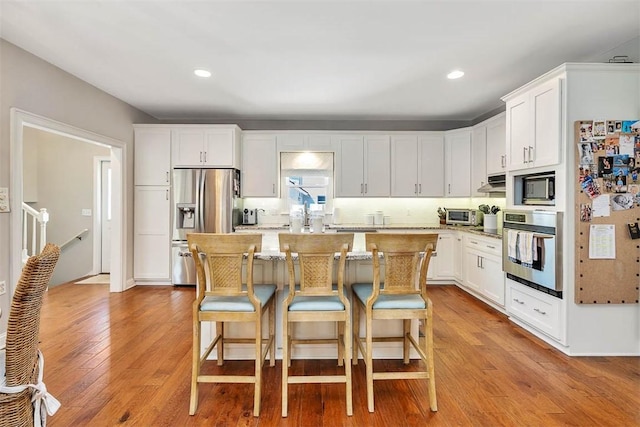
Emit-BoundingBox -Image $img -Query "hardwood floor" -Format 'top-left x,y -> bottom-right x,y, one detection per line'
38,283 -> 639,426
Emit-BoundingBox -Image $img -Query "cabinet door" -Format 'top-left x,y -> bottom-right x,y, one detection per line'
506,93 -> 530,171
433,233 -> 454,279
391,135 -> 418,197
277,134 -> 306,151
306,134 -> 334,151
453,233 -> 463,281
134,128 -> 171,186
480,254 -> 504,306
204,128 -> 235,167
242,134 -> 277,197
364,135 -> 390,197
471,126 -> 487,197
418,135 -> 445,197
336,135 -> 365,197
486,116 -> 506,175
445,130 -> 471,197
531,78 -> 561,168
172,129 -> 205,167
134,186 -> 171,279
463,248 -> 482,292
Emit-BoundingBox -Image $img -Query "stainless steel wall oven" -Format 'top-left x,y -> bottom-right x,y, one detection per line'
502,210 -> 563,298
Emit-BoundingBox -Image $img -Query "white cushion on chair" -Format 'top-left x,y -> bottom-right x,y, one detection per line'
352,283 -> 426,309
200,284 -> 276,312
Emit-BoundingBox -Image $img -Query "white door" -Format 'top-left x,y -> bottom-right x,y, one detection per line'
101,160 -> 111,273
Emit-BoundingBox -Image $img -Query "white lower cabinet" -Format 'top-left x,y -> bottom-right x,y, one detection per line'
462,234 -> 504,306
506,279 -> 562,341
134,186 -> 171,280
453,233 -> 463,282
432,233 -> 454,279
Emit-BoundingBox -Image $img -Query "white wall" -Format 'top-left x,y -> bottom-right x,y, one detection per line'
24,127 -> 110,285
0,39 -> 156,334
564,64 -> 640,355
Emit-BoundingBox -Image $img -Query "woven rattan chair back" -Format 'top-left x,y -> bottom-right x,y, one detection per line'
365,233 -> 437,296
188,233 -> 262,297
279,233 -> 353,296
0,243 -> 60,427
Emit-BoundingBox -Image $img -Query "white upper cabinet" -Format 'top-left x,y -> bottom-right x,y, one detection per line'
471,126 -> 487,197
335,135 -> 390,197
391,134 -> 444,197
242,133 -> 278,197
505,77 -> 561,171
444,129 -> 472,197
485,113 -> 506,175
276,133 -> 335,152
134,126 -> 171,186
171,125 -> 241,168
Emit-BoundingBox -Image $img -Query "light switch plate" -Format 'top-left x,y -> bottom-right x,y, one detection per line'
0,187 -> 9,212
82,209 -> 92,216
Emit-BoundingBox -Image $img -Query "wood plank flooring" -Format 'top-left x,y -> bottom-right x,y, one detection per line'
38,283 -> 639,426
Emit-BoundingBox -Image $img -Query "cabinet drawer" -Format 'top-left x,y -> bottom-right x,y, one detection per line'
507,281 -> 562,340
464,235 -> 501,257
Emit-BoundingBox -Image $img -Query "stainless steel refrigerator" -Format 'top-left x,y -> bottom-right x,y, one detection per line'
171,168 -> 241,285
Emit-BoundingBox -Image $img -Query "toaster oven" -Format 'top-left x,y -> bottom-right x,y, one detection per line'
445,209 -> 483,226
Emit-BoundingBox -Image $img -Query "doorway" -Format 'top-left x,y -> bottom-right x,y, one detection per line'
10,108 -> 127,293
98,158 -> 111,274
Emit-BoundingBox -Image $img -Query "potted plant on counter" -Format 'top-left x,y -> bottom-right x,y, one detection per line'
478,204 -> 500,232
437,207 -> 447,225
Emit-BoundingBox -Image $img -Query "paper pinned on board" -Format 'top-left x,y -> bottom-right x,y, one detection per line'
591,194 -> 610,217
589,224 -> 615,259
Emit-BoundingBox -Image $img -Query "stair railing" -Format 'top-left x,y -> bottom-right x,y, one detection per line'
22,202 -> 49,264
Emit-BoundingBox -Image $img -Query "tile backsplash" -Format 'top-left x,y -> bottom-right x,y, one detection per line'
243,197 -> 506,226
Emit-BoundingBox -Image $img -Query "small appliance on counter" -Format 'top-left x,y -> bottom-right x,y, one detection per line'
445,208 -> 483,226
243,208 -> 258,225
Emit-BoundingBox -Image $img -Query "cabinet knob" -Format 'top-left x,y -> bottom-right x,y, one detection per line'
528,146 -> 534,163
513,298 -> 524,305
533,308 -> 547,315
415,183 -> 418,194
419,184 -> 422,194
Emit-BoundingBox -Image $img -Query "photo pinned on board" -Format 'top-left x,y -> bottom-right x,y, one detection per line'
593,120 -> 606,139
580,122 -> 594,142
614,173 -> 627,193
580,203 -> 592,222
607,120 -> 616,134
578,142 -> 595,166
598,156 -> 613,177
611,193 -> 634,211
580,174 -> 601,199
604,136 -> 619,155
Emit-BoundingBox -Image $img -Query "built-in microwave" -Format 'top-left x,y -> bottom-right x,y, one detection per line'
522,173 -> 555,205
446,209 -> 483,226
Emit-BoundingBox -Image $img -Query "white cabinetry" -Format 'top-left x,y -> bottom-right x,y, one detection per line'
462,234 -> 504,307
504,78 -> 561,171
471,126 -> 487,197
391,134 -> 444,197
134,126 -> 172,281
171,125 -> 241,168
276,133 -> 334,152
134,186 -> 171,280
444,129 -> 472,197
134,127 -> 171,186
432,233 -> 454,279
336,135 -> 390,197
486,113 -> 506,175
242,134 -> 278,197
507,279 -> 562,340
453,232 -> 463,282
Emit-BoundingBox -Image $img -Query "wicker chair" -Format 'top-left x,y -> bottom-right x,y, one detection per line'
352,233 -> 438,413
279,233 -> 354,417
187,233 -> 276,417
0,243 -> 61,427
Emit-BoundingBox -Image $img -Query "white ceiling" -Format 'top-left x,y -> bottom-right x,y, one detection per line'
1,1 -> 639,123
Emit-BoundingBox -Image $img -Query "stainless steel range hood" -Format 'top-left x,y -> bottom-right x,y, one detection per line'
477,174 -> 506,193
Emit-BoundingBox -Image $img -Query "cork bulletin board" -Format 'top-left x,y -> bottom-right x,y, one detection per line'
575,120 -> 640,304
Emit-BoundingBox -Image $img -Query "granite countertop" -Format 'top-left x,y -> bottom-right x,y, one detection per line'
235,223 -> 502,240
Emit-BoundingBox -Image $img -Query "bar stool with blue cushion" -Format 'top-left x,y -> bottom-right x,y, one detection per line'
352,233 -> 438,413
187,233 -> 276,417
278,232 -> 354,417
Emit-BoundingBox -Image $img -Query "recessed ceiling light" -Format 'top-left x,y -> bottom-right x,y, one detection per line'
447,70 -> 464,79
194,69 -> 211,78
